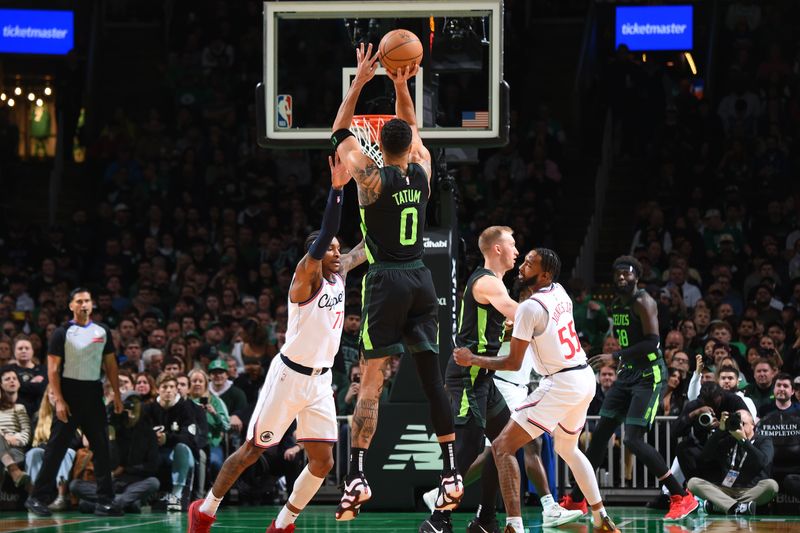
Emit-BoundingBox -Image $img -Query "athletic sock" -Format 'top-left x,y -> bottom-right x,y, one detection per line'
662,473 -> 687,497
591,505 -> 609,527
540,494 -> 555,510
199,489 -> 223,516
275,505 -> 299,528
505,516 -> 524,533
349,447 -> 366,476
440,441 -> 456,471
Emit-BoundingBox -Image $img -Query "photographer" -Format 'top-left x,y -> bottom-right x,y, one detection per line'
687,410 -> 778,514
674,382 -> 747,481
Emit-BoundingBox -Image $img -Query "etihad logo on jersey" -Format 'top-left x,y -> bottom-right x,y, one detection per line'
612,313 -> 630,326
550,301 -> 573,324
423,238 -> 448,249
318,292 -> 344,310
382,424 -> 443,471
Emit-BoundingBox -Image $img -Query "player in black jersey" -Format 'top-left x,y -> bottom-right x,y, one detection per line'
330,43 -> 462,521
561,256 -> 699,521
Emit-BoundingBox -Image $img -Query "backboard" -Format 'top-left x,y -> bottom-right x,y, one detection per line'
258,0 -> 508,149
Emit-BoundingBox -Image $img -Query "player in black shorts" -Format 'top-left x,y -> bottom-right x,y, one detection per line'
330,44 -> 462,521
561,256 -> 699,521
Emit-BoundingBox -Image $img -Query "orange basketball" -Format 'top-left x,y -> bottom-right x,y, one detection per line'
379,29 -> 423,73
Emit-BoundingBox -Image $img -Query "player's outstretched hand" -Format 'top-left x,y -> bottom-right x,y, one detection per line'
453,347 -> 474,367
385,64 -> 419,84
329,152 -> 351,189
588,353 -> 614,371
354,42 -> 379,86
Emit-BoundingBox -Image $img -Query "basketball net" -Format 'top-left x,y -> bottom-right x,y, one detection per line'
350,114 -> 395,167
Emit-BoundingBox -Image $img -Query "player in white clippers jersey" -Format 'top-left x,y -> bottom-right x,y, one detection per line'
454,249 -> 620,533
187,154 -> 367,533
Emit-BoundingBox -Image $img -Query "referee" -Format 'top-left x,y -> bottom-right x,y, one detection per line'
25,288 -> 124,516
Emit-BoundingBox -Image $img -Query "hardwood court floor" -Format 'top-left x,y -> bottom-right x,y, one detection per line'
1,505 -> 799,532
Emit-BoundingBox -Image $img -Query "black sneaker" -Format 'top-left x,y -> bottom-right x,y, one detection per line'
646,492 -> 671,510
95,502 -> 124,516
78,500 -> 96,514
467,516 -> 500,533
25,497 -> 52,517
123,502 -> 142,514
734,501 -> 755,516
419,514 -> 453,533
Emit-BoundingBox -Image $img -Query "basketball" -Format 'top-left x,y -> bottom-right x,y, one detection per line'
378,29 -> 423,73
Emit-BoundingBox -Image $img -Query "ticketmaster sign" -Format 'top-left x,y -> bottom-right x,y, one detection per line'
0,9 -> 73,55
615,5 -> 693,51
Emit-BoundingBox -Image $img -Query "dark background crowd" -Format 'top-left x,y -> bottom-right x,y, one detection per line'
0,0 -> 799,516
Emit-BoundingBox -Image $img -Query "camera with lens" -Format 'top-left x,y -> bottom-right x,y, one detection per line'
727,411 -> 742,432
698,411 -> 716,428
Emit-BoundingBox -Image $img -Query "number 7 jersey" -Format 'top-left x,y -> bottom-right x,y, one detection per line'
513,283 -> 587,376
359,163 -> 429,263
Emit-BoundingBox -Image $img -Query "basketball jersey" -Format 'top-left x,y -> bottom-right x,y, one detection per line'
495,343 -> 535,387
610,290 -> 662,368
359,163 -> 429,263
517,283 -> 587,376
447,268 -> 506,379
281,273 -> 346,368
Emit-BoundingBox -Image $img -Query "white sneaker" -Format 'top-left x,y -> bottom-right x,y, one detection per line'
541,504 -> 584,527
435,470 -> 464,511
47,495 -> 68,511
422,488 -> 437,513
166,493 -> 182,512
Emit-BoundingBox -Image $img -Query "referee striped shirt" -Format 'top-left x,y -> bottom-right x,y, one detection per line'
48,321 -> 114,381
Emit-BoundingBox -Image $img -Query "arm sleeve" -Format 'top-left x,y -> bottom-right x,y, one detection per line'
613,334 -> 660,363
308,188 -> 344,260
687,372 -> 701,401
512,300 -> 548,340
48,327 -> 66,358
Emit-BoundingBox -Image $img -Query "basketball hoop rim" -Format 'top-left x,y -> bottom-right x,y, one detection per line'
351,114 -> 396,143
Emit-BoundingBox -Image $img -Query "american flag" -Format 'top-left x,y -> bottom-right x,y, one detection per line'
461,111 -> 489,128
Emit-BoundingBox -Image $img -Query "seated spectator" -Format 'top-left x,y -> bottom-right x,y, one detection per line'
0,368 -> 30,488
745,358 -> 778,410
145,373 -> 196,512
71,392 -> 159,514
687,410 -> 778,515
675,382 -> 748,481
234,356 -> 266,406
668,350 -> 691,378
337,363 -> 361,416
163,357 -> 184,377
659,367 -> 687,416
120,339 -> 144,374
134,372 -> 156,403
207,359 -> 246,436
187,369 -> 229,489
11,336 -> 46,417
143,348 -> 164,378
26,386 -> 77,511
678,319 -> 702,354
758,373 -> 800,418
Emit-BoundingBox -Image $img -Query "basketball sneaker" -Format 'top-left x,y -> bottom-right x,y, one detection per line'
186,500 -> 215,533
466,516 -> 500,533
265,521 -> 295,533
663,490 -> 698,521
433,470 -> 464,511
541,504 -> 584,527
558,494 -> 588,515
594,515 -> 621,532
334,473 -> 372,521
422,487 -> 437,513
418,513 -> 453,533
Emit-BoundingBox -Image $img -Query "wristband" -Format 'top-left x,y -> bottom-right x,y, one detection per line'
331,128 -> 355,148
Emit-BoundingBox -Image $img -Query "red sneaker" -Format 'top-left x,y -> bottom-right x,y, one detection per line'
186,500 -> 215,533
663,490 -> 698,521
558,494 -> 588,515
265,520 -> 296,532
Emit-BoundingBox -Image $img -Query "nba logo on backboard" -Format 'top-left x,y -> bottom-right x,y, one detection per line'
277,94 -> 292,128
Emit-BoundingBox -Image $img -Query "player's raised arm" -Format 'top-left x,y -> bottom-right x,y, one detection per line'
385,65 -> 432,180
331,43 -> 382,205
339,239 -> 367,279
290,154 -> 350,303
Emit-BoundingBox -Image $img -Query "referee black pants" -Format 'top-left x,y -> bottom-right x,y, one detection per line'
32,379 -> 113,503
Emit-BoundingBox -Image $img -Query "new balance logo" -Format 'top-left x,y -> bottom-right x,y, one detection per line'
382,424 -> 443,471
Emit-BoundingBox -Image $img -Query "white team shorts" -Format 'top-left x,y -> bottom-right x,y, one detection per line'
493,377 -> 529,410
511,365 -> 595,439
246,355 -> 338,448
